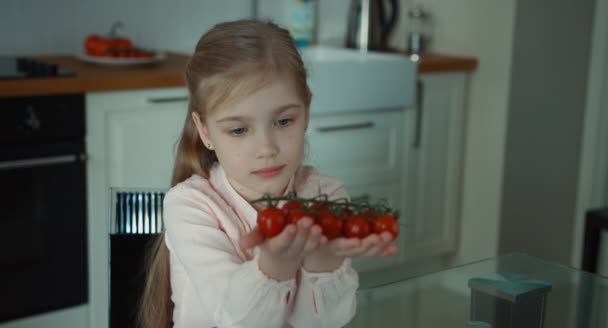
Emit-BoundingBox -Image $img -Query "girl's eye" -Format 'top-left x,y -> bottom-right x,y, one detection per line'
229,127 -> 247,136
276,118 -> 293,126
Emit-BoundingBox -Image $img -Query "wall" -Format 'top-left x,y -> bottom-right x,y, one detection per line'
0,0 -> 252,55
498,0 -> 595,265
572,0 -> 608,273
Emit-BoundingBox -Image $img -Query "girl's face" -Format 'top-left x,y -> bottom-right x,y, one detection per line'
193,75 -> 309,202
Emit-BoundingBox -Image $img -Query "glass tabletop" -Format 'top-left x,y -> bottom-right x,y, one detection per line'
348,253 -> 608,328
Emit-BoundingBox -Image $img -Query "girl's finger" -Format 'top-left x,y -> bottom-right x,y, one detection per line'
239,227 -> 265,250
335,235 -> 380,257
327,237 -> 361,253
361,242 -> 386,257
285,218 -> 314,256
302,225 -> 323,254
266,224 -> 298,252
381,244 -> 399,256
359,232 -> 394,257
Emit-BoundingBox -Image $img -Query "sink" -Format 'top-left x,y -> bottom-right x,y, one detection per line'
300,46 -> 416,114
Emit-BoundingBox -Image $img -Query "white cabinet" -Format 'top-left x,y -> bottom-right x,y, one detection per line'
86,87 -> 188,328
401,72 -> 468,260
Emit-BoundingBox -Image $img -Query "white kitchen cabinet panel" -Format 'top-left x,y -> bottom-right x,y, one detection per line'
403,72 -> 467,260
107,105 -> 184,188
306,109 -> 405,186
86,87 -> 188,328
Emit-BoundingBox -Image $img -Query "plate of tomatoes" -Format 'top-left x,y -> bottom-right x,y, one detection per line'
78,31 -> 165,65
253,194 -> 400,240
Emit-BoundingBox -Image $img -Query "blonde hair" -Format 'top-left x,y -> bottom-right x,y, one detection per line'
138,19 -> 312,328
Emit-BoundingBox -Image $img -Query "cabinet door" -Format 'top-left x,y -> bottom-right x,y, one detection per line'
106,105 -> 184,188
306,110 -> 404,186
404,73 -> 467,258
86,87 -> 188,328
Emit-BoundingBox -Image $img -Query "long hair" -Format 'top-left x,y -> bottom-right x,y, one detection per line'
138,19 -> 311,328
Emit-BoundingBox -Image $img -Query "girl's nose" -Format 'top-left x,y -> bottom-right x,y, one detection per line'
256,131 -> 279,158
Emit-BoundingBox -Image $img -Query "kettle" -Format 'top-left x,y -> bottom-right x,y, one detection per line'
346,0 -> 399,51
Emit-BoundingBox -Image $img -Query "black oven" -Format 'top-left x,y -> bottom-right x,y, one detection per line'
0,93 -> 88,322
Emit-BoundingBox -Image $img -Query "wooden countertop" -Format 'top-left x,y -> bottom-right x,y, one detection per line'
0,52 -> 190,97
416,53 -> 478,73
0,51 -> 477,98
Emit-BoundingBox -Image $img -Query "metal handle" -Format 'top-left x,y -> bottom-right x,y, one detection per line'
147,96 -> 189,104
0,153 -> 86,170
316,121 -> 375,133
413,79 -> 424,148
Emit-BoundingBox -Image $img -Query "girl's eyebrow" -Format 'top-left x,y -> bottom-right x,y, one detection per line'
215,103 -> 302,123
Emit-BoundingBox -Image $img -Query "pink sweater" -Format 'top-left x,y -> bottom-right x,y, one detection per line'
163,163 -> 359,328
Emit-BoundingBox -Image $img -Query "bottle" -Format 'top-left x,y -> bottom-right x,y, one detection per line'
406,5 -> 432,55
286,0 -> 317,47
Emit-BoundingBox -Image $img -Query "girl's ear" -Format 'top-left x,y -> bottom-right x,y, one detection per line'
192,112 -> 213,150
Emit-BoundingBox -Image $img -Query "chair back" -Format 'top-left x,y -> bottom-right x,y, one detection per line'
109,189 -> 166,328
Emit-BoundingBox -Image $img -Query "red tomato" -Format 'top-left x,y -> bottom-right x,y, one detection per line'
309,202 -> 330,214
84,34 -> 133,57
287,208 -> 312,225
339,208 -> 354,220
371,214 -> 399,239
282,200 -> 304,214
317,212 -> 343,239
343,216 -> 370,238
361,209 -> 378,220
257,208 -> 286,238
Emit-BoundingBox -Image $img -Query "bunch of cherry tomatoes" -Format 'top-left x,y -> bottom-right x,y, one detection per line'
253,194 -> 399,240
84,34 -> 155,58
84,22 -> 154,59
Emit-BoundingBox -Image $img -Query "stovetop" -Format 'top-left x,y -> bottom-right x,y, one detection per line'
0,57 -> 75,80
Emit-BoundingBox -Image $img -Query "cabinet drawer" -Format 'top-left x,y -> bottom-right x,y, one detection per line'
306,110 -> 404,186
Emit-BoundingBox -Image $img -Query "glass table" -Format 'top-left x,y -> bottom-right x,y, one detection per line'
348,253 -> 608,328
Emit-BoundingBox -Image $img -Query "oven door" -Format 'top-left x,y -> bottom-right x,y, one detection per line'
0,140 -> 87,323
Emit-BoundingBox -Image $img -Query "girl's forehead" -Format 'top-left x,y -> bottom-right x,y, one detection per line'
208,75 -> 303,119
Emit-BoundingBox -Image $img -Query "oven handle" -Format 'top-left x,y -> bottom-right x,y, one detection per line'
0,153 -> 87,170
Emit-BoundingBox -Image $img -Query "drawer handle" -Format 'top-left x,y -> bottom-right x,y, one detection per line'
316,121 -> 375,133
0,153 -> 86,170
147,96 -> 189,104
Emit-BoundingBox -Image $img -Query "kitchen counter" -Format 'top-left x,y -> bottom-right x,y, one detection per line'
0,51 -> 477,98
416,53 -> 478,73
0,52 -> 190,97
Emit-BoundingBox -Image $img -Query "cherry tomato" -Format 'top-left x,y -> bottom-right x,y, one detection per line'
257,207 -> 286,238
309,202 -> 330,214
282,200 -> 304,214
317,212 -> 343,239
361,209 -> 378,220
371,214 -> 399,239
343,215 -> 370,238
339,208 -> 354,220
287,208 -> 312,225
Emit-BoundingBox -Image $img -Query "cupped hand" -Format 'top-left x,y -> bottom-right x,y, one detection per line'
328,232 -> 398,257
239,217 -> 326,260
240,216 -> 327,280
302,232 -> 398,273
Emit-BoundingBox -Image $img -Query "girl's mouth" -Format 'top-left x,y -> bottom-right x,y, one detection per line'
252,165 -> 285,178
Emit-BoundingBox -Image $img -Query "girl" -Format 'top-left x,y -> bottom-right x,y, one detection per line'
139,19 -> 398,328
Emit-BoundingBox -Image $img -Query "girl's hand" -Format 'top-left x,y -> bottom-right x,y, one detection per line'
303,232 -> 398,273
239,217 -> 326,280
